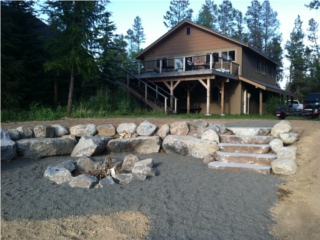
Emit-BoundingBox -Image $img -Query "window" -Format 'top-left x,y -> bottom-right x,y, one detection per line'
222,50 -> 235,62
206,52 -> 219,64
186,27 -> 190,35
156,58 -> 167,68
257,60 -> 266,74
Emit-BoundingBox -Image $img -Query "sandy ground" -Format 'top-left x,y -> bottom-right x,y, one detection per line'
1,117 -> 320,239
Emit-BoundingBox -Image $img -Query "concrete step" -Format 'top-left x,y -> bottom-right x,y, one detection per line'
220,135 -> 274,144
215,151 -> 277,166
218,143 -> 270,154
208,162 -> 271,174
226,127 -> 272,136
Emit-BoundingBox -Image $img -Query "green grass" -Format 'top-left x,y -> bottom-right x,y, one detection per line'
1,105 -> 283,123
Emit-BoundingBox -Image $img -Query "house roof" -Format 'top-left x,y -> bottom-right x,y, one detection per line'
239,76 -> 295,96
136,20 -> 280,66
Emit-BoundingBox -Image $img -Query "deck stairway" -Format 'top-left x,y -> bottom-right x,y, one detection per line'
115,65 -> 177,113
208,127 -> 276,174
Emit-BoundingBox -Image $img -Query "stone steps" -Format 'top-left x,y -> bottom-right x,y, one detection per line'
215,151 -> 276,166
208,162 -> 271,175
218,143 -> 270,154
219,135 -> 274,144
208,126 -> 278,174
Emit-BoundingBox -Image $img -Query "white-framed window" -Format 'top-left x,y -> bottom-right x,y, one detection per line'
222,50 -> 235,62
156,57 -> 167,68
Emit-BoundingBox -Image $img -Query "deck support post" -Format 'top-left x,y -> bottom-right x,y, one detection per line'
163,80 -> 181,113
221,81 -> 225,115
198,77 -> 211,115
185,83 -> 197,114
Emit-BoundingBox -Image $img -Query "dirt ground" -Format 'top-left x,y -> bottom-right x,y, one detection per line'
1,117 -> 320,240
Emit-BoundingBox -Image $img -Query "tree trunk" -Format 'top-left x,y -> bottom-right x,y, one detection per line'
67,65 -> 75,115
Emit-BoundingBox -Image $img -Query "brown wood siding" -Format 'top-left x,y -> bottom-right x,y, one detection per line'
241,48 -> 277,85
143,25 -> 241,62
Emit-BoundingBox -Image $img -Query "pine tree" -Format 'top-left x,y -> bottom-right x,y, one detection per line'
217,0 -> 237,37
260,0 -> 281,56
305,0 -> 320,9
306,18 -> 320,92
307,18 -> 320,57
196,0 -> 218,30
285,15 -> 307,98
1,1 -> 54,108
42,1 -> 115,115
163,0 -> 193,29
132,16 -> 146,52
233,10 -> 247,42
245,0 -> 263,51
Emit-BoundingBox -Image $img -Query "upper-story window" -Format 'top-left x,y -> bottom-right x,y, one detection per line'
186,27 -> 191,35
222,50 -> 235,62
156,58 -> 167,68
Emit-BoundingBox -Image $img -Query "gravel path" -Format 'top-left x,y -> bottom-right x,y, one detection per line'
2,152 -> 281,240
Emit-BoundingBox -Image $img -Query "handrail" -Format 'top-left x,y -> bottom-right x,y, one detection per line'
138,54 -> 240,76
114,64 -> 177,113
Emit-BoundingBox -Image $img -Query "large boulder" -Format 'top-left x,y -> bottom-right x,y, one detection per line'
271,158 -> 297,175
226,127 -> 271,136
76,156 -> 100,174
71,136 -> 112,157
116,123 -> 138,134
271,120 -> 292,137
34,125 -> 55,138
1,128 -> 16,161
269,138 -> 284,152
156,124 -> 170,139
162,135 -> 219,159
44,166 -> 72,184
277,146 -> 297,161
279,132 -> 300,145
16,126 -> 34,139
51,124 -> 69,137
7,129 -> 20,140
70,124 -> 97,137
122,154 -> 140,172
201,129 -> 220,143
97,124 -> 116,137
16,138 -> 76,159
107,136 -> 161,154
69,174 -> 98,189
170,121 -> 189,136
136,120 -> 157,136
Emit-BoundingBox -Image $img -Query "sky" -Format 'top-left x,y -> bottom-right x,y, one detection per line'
108,0 -> 319,88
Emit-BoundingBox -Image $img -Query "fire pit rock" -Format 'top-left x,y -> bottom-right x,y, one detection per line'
44,154 -> 156,189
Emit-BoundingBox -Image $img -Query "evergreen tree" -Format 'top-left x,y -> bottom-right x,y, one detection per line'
305,0 -> 320,9
42,0 -> 116,115
285,15 -> 307,98
217,0 -> 237,37
163,0 -> 193,29
1,0 -> 54,108
196,0 -> 218,30
307,18 -> 320,57
233,10 -> 247,42
268,36 -> 283,82
125,29 -> 135,55
260,0 -> 281,56
132,16 -> 146,52
306,18 -> 320,92
245,0 -> 263,51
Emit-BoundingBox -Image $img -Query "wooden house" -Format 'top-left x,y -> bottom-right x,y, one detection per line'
133,20 -> 293,115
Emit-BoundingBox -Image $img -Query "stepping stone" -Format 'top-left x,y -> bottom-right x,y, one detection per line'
218,143 -> 270,154
208,162 -> 271,175
215,151 -> 277,166
220,135 -> 274,144
226,127 -> 272,136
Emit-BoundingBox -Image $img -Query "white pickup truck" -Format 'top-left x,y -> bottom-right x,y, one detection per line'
286,100 -> 303,110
